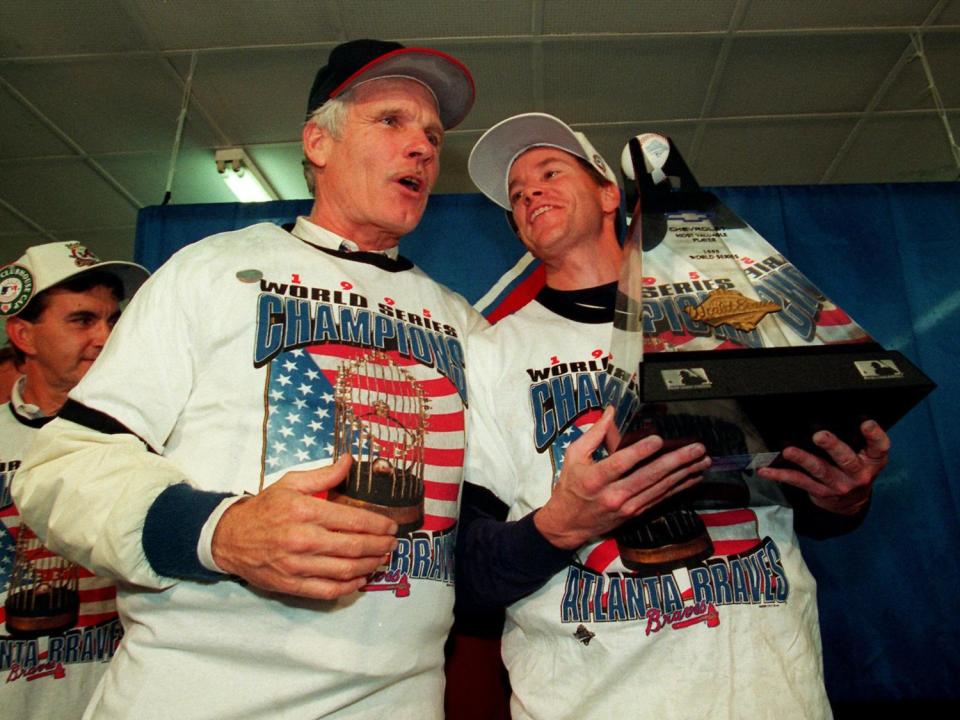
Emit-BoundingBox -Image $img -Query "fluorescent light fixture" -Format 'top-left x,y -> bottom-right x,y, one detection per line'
215,148 -> 278,202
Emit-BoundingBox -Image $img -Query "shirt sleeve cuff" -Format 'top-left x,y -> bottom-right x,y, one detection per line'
198,495 -> 249,574
142,484 -> 237,581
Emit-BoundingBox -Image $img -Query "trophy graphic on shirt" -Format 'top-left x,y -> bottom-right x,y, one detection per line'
4,523 -> 80,637
605,132 -> 935,571
328,351 -> 428,535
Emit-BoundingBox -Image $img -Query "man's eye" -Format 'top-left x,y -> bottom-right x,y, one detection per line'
381,115 -> 398,127
427,133 -> 441,148
545,170 -> 559,179
510,190 -> 523,204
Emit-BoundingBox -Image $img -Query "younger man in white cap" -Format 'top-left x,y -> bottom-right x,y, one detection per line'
1,241 -> 148,719
460,113 -> 889,719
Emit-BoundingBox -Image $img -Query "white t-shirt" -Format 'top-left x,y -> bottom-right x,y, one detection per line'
14,219 -> 486,720
464,291 -> 830,720
1,384 -> 122,719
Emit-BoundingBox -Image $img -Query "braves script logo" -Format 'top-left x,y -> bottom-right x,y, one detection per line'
7,658 -> 67,683
645,600 -> 719,635
361,570 -> 411,597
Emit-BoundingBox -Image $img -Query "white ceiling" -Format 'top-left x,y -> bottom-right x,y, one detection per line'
1,0 -> 958,265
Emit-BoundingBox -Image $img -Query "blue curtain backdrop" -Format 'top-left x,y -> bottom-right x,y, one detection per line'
136,182 -> 960,702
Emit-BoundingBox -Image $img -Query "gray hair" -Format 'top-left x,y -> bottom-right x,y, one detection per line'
303,91 -> 354,193
308,90 -> 354,139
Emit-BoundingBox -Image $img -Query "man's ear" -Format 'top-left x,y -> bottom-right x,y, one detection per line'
5,317 -> 35,357
600,182 -> 621,216
302,121 -> 333,170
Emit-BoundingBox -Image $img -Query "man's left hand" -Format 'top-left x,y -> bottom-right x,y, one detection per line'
757,420 -> 890,516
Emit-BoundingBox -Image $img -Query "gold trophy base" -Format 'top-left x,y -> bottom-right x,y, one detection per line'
328,490 -> 424,536
4,588 -> 79,638
618,532 -> 714,573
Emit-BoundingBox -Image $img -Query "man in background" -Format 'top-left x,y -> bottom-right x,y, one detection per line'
458,113 -> 889,719
1,241 -> 148,718
15,40 -> 483,719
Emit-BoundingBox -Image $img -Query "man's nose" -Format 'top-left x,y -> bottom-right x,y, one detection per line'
523,187 -> 543,204
90,320 -> 112,347
406,132 -> 436,159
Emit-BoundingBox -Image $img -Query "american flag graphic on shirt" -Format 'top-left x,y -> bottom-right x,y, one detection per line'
262,344 -> 464,532
548,408 -> 604,486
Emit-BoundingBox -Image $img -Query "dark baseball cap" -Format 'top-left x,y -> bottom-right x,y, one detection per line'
306,39 -> 475,129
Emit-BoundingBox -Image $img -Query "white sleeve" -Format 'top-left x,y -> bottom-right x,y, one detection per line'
70,248 -> 198,453
13,417 -> 183,589
464,330 -> 520,506
12,247 -> 210,588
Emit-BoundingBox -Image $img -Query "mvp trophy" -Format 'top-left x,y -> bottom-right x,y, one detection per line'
606,133 -> 935,572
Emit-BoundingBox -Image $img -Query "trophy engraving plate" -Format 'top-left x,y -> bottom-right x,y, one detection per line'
684,289 -> 782,332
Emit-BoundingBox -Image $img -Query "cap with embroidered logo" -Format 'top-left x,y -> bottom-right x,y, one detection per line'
0,242 -> 149,317
468,112 -> 618,210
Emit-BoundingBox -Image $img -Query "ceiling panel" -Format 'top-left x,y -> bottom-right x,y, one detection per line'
830,113 -> 959,183
0,0 -> 146,58
0,57 -> 220,154
337,1 -> 533,39
0,84 -> 73,158
922,32 -> 960,106
878,54 -> 938,112
544,37 -> 720,122
130,0 -> 342,50
695,118 -> 859,186
0,204 -> 39,236
184,47 -> 319,144
739,1 -> 940,30
542,0 -> 737,34
94,152 -> 170,208
715,34 -> 909,116
436,41 -> 539,130
937,1 -> 960,24
0,0 -> 957,272
0,158 -> 140,230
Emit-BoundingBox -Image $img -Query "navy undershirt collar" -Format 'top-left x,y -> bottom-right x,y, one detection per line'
535,281 -> 617,324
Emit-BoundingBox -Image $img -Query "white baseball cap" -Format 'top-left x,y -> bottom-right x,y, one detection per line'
0,241 -> 149,317
468,112 -> 618,210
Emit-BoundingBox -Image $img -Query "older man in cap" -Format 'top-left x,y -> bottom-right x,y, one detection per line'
458,113 -> 889,719
1,242 -> 148,718
15,40 -> 482,720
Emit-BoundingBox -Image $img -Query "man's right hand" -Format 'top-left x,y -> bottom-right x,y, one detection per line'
534,406 -> 711,550
211,455 -> 398,600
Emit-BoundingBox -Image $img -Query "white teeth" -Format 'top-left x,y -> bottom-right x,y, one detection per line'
530,205 -> 554,220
